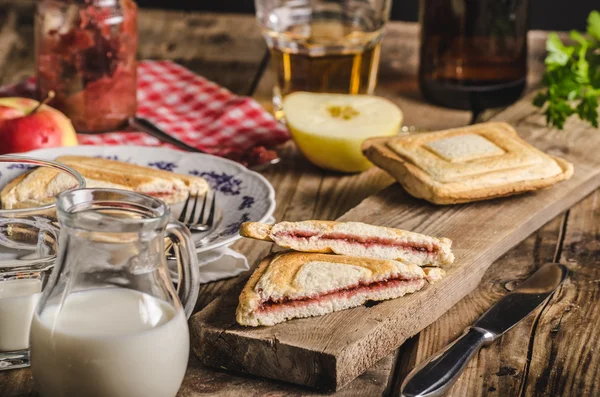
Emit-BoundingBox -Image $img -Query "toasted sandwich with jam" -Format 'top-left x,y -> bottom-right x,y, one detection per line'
1,156 -> 209,209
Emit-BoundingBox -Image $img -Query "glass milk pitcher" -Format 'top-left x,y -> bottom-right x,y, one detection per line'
30,188 -> 200,397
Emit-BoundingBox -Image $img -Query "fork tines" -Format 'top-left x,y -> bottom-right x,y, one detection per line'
178,192 -> 215,232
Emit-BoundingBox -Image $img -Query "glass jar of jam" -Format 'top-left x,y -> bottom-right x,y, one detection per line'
35,0 -> 138,133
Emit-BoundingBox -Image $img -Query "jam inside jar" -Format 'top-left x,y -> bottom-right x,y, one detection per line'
35,0 -> 138,134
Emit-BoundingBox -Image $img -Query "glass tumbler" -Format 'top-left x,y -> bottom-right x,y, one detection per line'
0,272 -> 47,370
255,0 -> 392,119
0,156 -> 85,370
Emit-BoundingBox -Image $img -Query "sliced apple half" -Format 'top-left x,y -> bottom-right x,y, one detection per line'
283,92 -> 403,173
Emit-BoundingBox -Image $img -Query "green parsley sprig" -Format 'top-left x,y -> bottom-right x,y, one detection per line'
533,11 -> 600,129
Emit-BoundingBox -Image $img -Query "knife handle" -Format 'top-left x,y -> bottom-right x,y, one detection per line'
401,327 -> 495,397
128,116 -> 207,154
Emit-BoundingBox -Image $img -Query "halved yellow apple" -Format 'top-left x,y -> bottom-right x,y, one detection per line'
283,92 -> 403,173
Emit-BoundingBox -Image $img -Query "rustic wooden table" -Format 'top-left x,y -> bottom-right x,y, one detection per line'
0,2 -> 598,396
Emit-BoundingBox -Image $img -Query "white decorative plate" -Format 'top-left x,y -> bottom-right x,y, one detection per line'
4,146 -> 276,253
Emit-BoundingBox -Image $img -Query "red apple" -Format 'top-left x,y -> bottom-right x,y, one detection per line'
0,97 -> 78,155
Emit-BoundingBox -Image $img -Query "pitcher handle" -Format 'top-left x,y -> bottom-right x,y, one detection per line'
166,221 -> 200,319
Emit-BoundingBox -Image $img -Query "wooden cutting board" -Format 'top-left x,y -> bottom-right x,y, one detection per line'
189,98 -> 600,391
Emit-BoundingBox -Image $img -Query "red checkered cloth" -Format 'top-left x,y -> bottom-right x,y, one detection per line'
0,60 -> 289,162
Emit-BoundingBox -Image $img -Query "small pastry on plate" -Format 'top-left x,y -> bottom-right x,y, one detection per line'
362,122 -> 574,205
0,155 -> 209,209
240,220 -> 454,267
236,252 -> 444,326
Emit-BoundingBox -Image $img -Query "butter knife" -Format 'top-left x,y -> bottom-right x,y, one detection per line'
129,116 -> 206,154
128,116 -> 280,171
401,263 -> 568,397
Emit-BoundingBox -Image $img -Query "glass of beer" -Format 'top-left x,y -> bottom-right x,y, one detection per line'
255,0 -> 392,119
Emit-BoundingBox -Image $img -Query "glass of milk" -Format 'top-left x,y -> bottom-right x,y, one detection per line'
0,273 -> 46,370
0,156 -> 85,371
30,188 -> 200,397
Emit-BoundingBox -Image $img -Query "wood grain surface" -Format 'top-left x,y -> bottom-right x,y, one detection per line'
388,208 -> 566,397
522,190 -> 600,396
1,2 -> 598,396
190,96 -> 600,390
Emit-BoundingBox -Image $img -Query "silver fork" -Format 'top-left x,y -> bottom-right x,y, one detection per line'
178,192 -> 216,232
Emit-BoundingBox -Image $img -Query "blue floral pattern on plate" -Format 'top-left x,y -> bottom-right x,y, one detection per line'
238,195 -> 255,210
220,213 -> 250,238
16,145 -> 276,254
7,164 -> 35,170
94,155 -> 120,161
190,170 -> 243,196
148,161 -> 178,171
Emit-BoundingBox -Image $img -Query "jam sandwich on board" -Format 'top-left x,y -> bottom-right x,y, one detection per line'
190,101 -> 600,391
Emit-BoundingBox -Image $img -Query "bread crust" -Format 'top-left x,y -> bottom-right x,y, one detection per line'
362,122 -> 574,205
0,156 -> 210,209
239,222 -> 273,241
57,156 -> 209,201
239,220 -> 454,267
236,253 -> 278,326
0,167 -> 82,210
236,252 -> 432,326
0,172 -> 30,209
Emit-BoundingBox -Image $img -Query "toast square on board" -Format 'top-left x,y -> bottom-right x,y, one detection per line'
362,122 -> 573,204
424,133 -> 505,163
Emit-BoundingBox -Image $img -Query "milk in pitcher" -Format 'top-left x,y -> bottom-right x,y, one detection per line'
30,288 -> 189,397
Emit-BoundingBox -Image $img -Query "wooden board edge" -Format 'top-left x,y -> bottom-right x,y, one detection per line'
190,165 -> 600,390
328,162 -> 600,388
190,320 -> 340,390
331,273 -> 482,389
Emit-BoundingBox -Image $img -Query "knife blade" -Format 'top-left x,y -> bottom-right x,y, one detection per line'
401,263 -> 568,397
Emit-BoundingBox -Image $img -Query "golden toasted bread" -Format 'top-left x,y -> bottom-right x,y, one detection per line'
236,252 -> 440,326
0,156 -> 210,209
362,122 -> 573,205
240,220 -> 454,267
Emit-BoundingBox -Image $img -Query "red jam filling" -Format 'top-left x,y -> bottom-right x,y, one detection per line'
285,230 -> 319,239
147,191 -> 174,198
223,146 -> 280,168
277,231 -> 436,254
257,277 -> 423,313
36,0 -> 138,133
